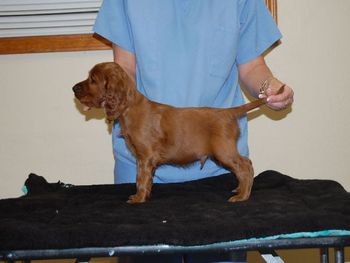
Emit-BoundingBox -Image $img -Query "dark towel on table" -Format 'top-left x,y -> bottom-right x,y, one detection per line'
0,170 -> 350,250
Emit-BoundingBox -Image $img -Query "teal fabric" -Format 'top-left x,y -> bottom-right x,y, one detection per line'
21,185 -> 28,195
160,230 -> 350,249
231,229 -> 350,244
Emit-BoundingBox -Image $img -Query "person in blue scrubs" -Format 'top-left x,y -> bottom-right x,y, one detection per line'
94,1 -> 294,262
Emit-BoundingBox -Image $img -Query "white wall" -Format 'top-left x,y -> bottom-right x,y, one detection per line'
249,0 -> 350,187
1,0 -> 350,199
0,51 -> 115,198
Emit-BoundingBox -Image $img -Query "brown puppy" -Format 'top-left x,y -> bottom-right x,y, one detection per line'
73,62 -> 278,204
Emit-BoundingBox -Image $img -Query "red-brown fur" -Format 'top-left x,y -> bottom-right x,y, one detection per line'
73,62 -> 274,204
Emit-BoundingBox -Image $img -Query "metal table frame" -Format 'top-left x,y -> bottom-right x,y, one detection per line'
1,236 -> 349,263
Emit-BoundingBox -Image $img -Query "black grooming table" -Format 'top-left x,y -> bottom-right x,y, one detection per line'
0,170 -> 350,262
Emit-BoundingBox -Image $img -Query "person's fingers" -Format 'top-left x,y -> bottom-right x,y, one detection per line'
266,85 -> 294,110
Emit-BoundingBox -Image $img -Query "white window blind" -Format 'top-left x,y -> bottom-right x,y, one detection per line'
0,0 -> 102,38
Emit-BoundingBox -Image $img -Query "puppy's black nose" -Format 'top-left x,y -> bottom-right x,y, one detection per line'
72,84 -> 81,94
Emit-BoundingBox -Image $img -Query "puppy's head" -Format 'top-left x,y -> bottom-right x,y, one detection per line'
73,62 -> 133,121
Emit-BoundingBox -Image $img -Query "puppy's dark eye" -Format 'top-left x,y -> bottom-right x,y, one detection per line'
90,76 -> 96,84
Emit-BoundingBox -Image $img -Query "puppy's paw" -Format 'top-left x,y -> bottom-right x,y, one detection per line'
228,195 -> 249,203
127,193 -> 147,204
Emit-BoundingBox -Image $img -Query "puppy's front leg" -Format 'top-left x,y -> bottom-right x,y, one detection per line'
127,159 -> 154,204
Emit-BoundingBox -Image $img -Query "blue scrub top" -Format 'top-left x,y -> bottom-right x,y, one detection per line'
94,0 -> 282,184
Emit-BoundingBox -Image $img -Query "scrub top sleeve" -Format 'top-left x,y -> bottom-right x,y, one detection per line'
236,0 -> 282,65
93,0 -> 134,53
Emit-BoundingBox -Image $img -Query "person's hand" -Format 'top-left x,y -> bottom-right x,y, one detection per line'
260,78 -> 294,111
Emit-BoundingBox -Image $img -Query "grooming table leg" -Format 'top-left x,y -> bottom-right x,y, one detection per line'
259,250 -> 285,263
230,251 -> 247,262
75,258 -> 91,263
334,247 -> 344,263
320,248 -> 329,263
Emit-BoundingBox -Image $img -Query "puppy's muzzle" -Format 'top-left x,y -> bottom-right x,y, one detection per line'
72,84 -> 82,94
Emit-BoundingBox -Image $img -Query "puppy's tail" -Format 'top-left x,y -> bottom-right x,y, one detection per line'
232,97 -> 267,117
232,84 -> 285,117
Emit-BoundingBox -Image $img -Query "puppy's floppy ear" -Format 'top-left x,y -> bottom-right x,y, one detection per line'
104,73 -> 134,122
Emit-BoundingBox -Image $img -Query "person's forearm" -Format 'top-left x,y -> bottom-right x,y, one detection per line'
238,56 -> 277,98
238,55 -> 294,111
113,44 -> 136,82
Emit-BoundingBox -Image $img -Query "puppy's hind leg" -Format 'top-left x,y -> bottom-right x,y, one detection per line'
213,143 -> 254,202
127,159 -> 155,204
226,156 -> 254,202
